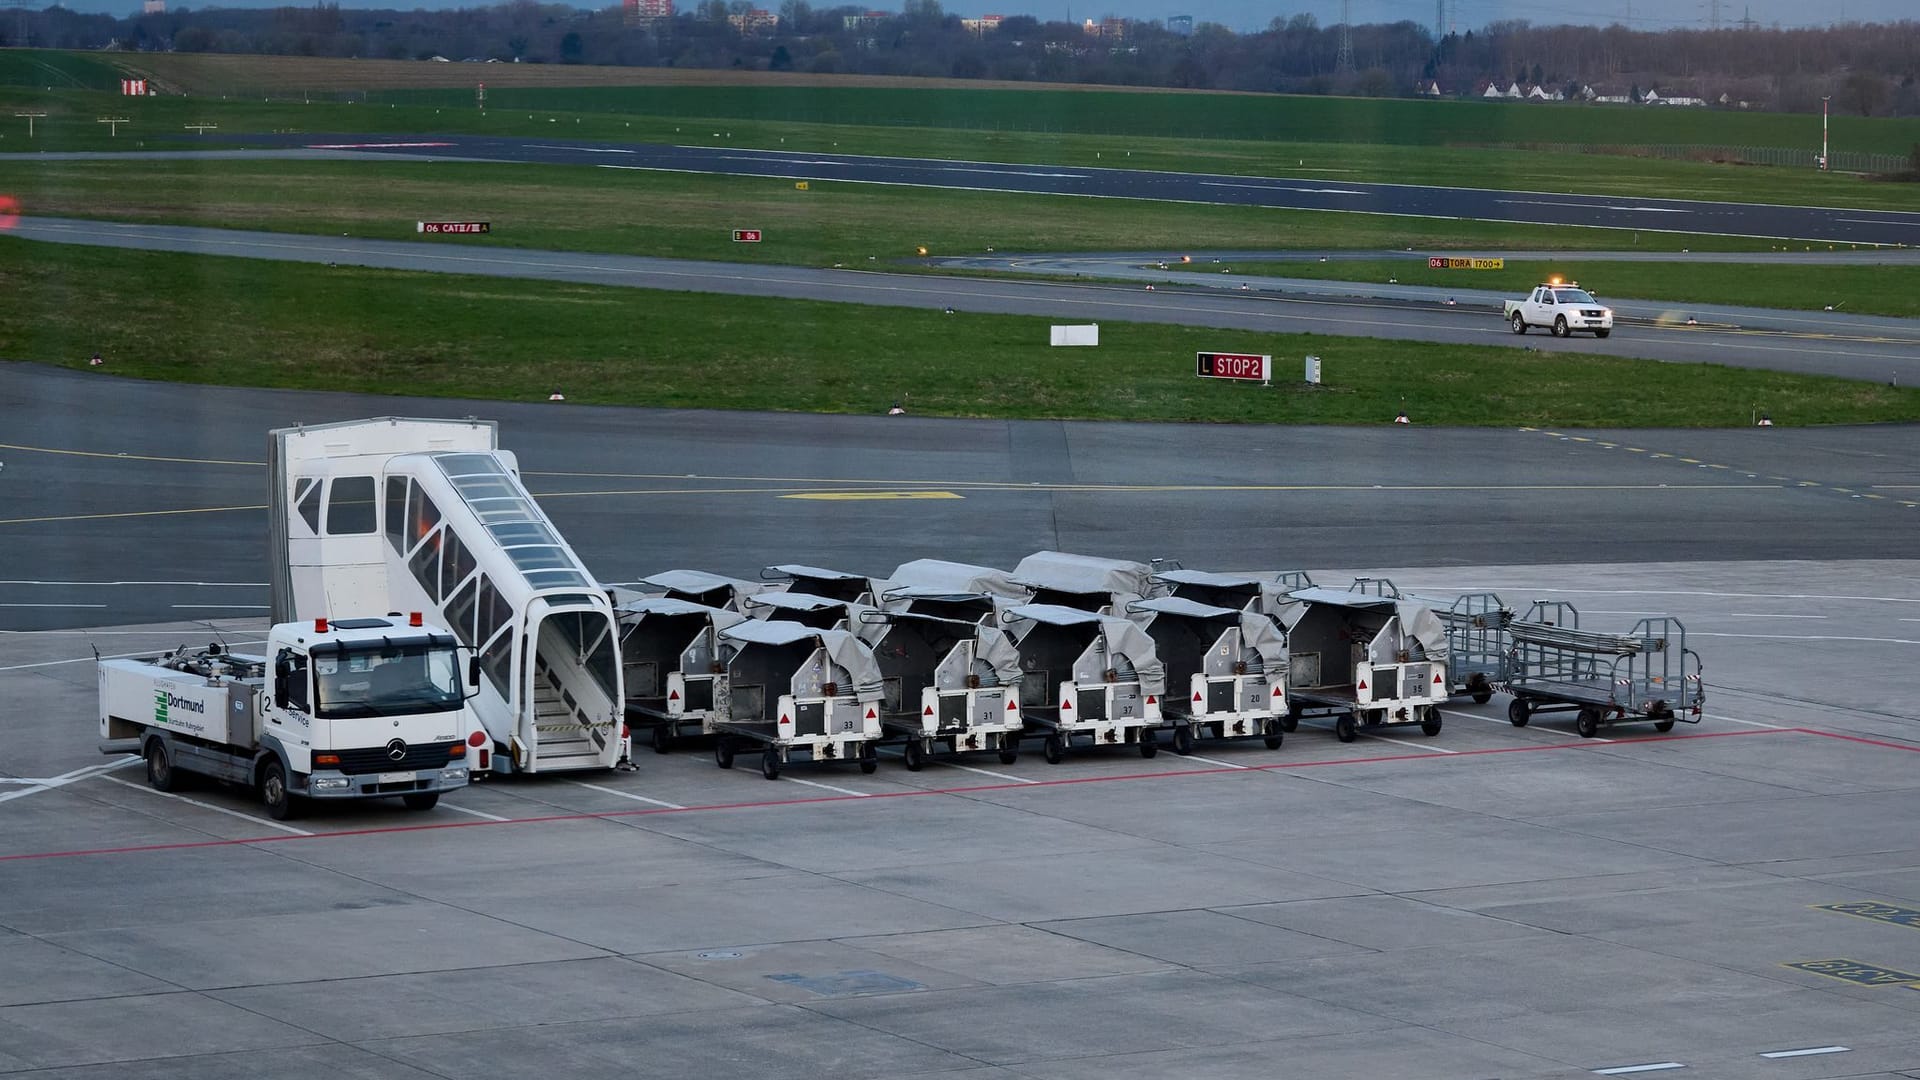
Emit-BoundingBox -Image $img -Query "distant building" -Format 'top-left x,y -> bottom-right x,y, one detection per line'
141,0 -> 164,12
1419,80 -> 1440,96
1082,16 -> 1126,38
624,0 -> 673,23
728,7 -> 778,33
960,13 -> 1004,32
842,10 -> 889,28
1167,13 -> 1193,35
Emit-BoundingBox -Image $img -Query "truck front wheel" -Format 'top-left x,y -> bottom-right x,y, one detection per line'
145,740 -> 178,793
1510,313 -> 1527,334
1553,315 -> 1569,337
260,759 -> 301,821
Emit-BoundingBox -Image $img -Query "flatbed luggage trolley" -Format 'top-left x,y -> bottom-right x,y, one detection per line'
708,619 -> 886,780
858,603 -> 1026,769
1275,581 -> 1450,742
1128,596 -> 1289,755
614,596 -> 744,753
1424,592 -> 1512,704
1000,603 -> 1165,763
1504,615 -> 1704,738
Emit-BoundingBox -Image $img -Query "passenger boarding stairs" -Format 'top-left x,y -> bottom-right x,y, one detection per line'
529,657 -> 616,771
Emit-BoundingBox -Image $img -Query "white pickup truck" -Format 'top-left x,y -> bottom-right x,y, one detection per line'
1505,284 -> 1613,338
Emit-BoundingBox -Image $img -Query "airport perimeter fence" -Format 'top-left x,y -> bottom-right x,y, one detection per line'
1538,142 -> 1909,174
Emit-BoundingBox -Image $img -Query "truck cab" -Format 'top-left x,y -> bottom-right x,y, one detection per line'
101,614 -> 478,819
1505,283 -> 1614,338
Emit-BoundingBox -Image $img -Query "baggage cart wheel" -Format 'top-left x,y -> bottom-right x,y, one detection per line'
1042,734 -> 1065,765
1653,718 -> 1676,733
1507,699 -> 1531,727
402,792 -> 439,811
1335,713 -> 1359,743
902,739 -> 926,772
1172,725 -> 1194,756
1139,728 -> 1158,759
1263,718 -> 1284,750
760,747 -> 781,781
1420,707 -> 1443,737
1575,707 -> 1602,739
997,736 -> 1019,765
261,759 -> 300,821
859,745 -> 879,775
1469,674 -> 1494,705
1280,712 -> 1299,733
653,725 -> 672,754
145,739 -> 178,793
715,738 -> 736,770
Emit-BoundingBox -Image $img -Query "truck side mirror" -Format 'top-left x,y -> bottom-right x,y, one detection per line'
468,655 -> 482,688
273,659 -> 289,709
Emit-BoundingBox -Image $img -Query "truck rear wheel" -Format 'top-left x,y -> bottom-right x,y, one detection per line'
145,740 -> 178,793
402,792 -> 440,811
260,759 -> 301,821
1510,313 -> 1527,334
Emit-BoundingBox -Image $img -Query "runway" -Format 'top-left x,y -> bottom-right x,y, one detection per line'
212,134 -> 1920,247
11,216 -> 1920,383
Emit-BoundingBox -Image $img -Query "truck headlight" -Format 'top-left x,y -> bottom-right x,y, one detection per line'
439,768 -> 468,785
310,776 -> 353,791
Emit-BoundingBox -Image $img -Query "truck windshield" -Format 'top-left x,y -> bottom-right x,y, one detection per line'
312,642 -> 464,719
1551,289 -> 1597,305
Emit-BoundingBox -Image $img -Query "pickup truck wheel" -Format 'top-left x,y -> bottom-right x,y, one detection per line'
1553,315 -> 1569,337
1594,328 -> 1611,338
1510,312 -> 1527,334
260,759 -> 300,821
402,792 -> 439,811
145,740 -> 178,793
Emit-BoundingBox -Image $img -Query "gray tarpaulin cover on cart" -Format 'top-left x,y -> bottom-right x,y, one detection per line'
1004,603 -> 1167,697
1128,596 -> 1291,674
1011,551 -> 1157,599
744,591 -> 871,619
615,596 -> 747,632
719,619 -> 886,702
1275,588 -> 1450,664
888,559 -> 1030,599
765,564 -> 871,584
877,613 -> 1023,686
1152,569 -> 1296,614
637,569 -> 766,602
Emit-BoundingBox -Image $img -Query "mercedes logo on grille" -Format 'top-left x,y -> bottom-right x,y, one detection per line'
385,738 -> 408,762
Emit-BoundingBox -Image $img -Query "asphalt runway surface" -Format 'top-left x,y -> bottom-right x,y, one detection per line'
4,369 -> 1920,1079
11,216 -> 1920,384
214,133 -> 1920,247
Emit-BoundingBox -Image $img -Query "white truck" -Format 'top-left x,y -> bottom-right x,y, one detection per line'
1504,282 -> 1614,338
100,614 -> 479,819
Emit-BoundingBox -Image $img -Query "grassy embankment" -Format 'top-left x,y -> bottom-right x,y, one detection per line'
1179,259 -> 1920,318
4,239 -> 1915,427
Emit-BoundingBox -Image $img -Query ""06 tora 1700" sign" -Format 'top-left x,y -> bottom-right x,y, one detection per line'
1195,351 -> 1272,382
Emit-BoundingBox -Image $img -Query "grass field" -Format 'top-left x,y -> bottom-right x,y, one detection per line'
0,159 -> 1787,264
4,236 -> 1915,427
1181,258 -> 1920,317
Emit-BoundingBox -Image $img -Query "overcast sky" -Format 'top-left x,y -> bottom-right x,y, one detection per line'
82,0 -> 1910,35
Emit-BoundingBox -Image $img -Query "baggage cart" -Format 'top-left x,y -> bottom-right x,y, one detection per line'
708,620 -> 886,780
1128,596 -> 1289,754
1275,580 -> 1449,742
1504,615 -> 1704,738
623,568 -> 768,612
1000,603 -> 1165,763
1011,551 -> 1160,613
762,564 -> 880,605
614,596 -> 744,753
887,559 -> 1031,603
743,590 -> 870,630
1151,565 -> 1314,617
858,608 -> 1026,769
1420,591 -> 1513,704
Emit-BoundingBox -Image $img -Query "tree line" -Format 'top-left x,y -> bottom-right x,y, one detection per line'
7,1 -> 1919,116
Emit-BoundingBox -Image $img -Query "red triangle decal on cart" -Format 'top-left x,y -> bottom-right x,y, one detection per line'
668,689 -> 680,701
924,705 -> 935,716
1006,699 -> 1019,711
1061,699 -> 1073,711
1433,672 -> 1444,684
866,707 -> 877,720
1357,679 -> 1368,692
1146,696 -> 1156,705
1193,691 -> 1204,703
